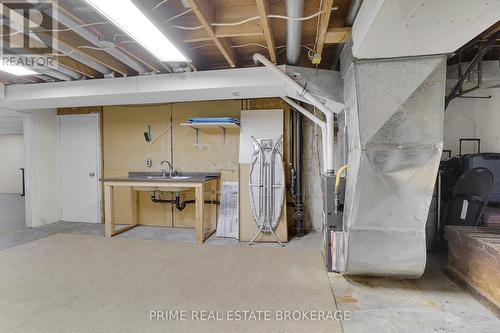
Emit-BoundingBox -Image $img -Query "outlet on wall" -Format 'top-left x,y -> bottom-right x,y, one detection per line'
146,159 -> 152,167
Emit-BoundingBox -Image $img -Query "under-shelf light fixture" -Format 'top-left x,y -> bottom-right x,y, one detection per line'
0,64 -> 37,76
83,0 -> 189,62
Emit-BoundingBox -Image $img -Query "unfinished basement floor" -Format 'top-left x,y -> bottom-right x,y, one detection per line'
0,194 -> 499,332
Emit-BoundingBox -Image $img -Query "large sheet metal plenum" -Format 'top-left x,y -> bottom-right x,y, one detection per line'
339,56 -> 447,277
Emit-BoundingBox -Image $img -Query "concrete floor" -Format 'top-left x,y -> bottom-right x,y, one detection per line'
1,193 -> 499,332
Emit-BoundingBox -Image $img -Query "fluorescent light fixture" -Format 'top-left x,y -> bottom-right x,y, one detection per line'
84,0 -> 189,62
0,64 -> 37,76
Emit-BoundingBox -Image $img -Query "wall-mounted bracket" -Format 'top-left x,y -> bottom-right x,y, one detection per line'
180,122 -> 240,145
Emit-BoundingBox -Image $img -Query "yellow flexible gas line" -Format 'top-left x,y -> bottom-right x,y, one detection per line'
335,164 -> 349,191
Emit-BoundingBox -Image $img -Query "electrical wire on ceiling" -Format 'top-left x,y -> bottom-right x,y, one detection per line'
230,43 -> 269,50
170,9 -> 331,31
189,43 -> 215,50
163,8 -> 193,24
152,0 -> 169,12
33,22 -> 110,33
79,45 -> 117,51
0,21 -> 110,37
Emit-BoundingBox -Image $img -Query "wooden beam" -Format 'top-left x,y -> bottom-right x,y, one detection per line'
186,0 -> 237,67
55,55 -> 103,79
314,0 -> 335,61
0,25 -> 102,79
255,0 -> 276,63
324,27 -> 351,44
183,25 -> 264,42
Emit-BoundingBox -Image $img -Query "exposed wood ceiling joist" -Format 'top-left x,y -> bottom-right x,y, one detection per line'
0,0 -> 356,85
54,3 -> 165,74
255,0 -> 276,63
32,13 -> 136,77
314,0 -> 335,63
0,26 -> 102,79
325,27 -> 351,44
183,25 -> 264,43
186,0 -> 238,67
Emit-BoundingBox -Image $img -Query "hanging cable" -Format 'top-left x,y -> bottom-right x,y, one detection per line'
151,0 -> 169,12
170,24 -> 203,30
34,22 -> 109,33
170,9 -> 328,30
148,128 -> 170,161
163,8 -> 193,24
230,43 -> 269,50
189,43 -> 216,50
0,21 -> 110,37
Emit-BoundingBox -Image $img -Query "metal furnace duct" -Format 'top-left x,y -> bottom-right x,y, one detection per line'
338,55 -> 447,277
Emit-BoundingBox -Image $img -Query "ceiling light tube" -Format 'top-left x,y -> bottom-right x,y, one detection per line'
0,64 -> 37,76
84,0 -> 189,62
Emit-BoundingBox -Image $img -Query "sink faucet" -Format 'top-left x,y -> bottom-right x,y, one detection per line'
160,160 -> 178,177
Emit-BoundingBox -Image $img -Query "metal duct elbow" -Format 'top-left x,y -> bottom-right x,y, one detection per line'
286,0 -> 304,65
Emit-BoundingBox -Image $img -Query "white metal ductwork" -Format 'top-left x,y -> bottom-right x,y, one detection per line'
338,55 -> 447,277
285,0 -> 304,65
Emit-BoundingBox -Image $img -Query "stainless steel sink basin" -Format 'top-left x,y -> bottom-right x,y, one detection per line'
133,175 -> 191,192
146,176 -> 190,180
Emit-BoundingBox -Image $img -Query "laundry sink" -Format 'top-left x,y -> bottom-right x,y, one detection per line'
132,176 -> 192,192
146,176 -> 190,180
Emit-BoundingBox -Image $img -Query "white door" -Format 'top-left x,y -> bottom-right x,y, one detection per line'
59,114 -> 100,223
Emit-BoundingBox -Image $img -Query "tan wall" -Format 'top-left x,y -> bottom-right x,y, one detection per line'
102,101 -> 241,227
92,98 -> 292,242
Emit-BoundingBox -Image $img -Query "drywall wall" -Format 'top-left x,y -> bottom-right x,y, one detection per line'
0,134 -> 24,193
444,87 -> 500,156
31,109 -> 60,227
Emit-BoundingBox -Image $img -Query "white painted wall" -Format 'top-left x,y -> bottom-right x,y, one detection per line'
30,109 -> 60,227
445,87 -> 500,156
0,133 -> 24,193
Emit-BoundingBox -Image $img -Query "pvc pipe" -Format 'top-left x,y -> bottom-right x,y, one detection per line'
253,53 -> 338,117
281,97 -> 329,173
281,97 -> 325,127
255,52 -> 341,173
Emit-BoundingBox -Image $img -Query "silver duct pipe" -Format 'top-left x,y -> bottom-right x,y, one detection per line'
286,0 -> 304,65
331,0 -> 364,70
345,0 -> 364,26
